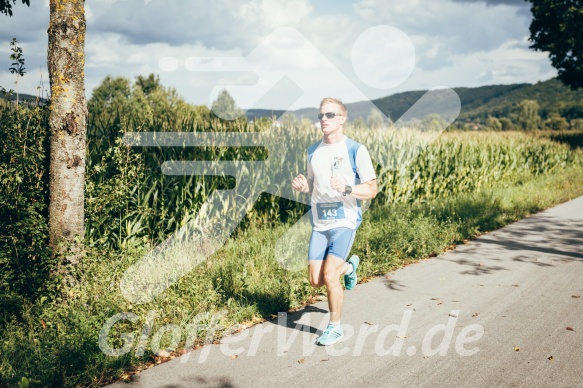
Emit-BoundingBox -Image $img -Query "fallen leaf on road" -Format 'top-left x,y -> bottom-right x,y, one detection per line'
472,313 -> 480,317
514,346 -> 520,352
231,355 -> 238,360
572,295 -> 581,299
364,322 -> 375,325
547,355 -> 553,361
430,297 -> 440,300
437,301 -> 444,305
449,313 -> 458,318
511,284 -> 519,287
297,358 -> 305,364
321,358 -> 329,362
397,335 -> 409,339
566,326 -> 575,332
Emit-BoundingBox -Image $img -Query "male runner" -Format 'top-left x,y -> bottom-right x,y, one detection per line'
292,97 -> 377,345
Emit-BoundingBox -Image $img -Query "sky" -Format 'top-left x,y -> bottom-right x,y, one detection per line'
0,0 -> 556,110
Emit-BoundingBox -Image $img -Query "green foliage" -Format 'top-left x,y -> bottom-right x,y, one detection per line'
570,119 -> 583,131
86,74 -> 211,175
0,0 -> 29,17
351,116 -> 365,130
6,38 -> 27,107
526,0 -> 583,90
544,114 -> 569,131
517,99 -> 541,130
211,89 -> 244,120
85,136 -> 147,249
549,130 -> 583,149
135,73 -> 161,96
17,376 -> 43,388
0,104 -> 51,316
367,108 -> 384,128
87,76 -> 132,122
9,38 -> 25,78
369,131 -> 576,205
485,116 -> 501,131
498,117 -> 515,131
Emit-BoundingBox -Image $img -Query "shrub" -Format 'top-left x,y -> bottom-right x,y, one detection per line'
0,104 -> 52,318
544,114 -> 569,131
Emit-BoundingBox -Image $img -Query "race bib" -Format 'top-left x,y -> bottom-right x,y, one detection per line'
316,202 -> 345,221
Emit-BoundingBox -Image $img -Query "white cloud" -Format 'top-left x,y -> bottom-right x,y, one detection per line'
240,0 -> 313,29
406,37 -> 555,89
353,0 -> 530,58
351,25 -> 416,89
0,0 -> 557,109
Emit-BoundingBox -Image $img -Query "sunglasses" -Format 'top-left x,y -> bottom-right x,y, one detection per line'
318,112 -> 344,120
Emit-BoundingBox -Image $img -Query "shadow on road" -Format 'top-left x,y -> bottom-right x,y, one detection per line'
268,305 -> 328,335
439,215 -> 583,275
382,277 -> 407,291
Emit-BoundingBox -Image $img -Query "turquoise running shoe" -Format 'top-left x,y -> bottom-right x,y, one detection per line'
344,255 -> 360,290
317,324 -> 344,346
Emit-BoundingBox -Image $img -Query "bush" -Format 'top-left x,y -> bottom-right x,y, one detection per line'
0,104 -> 52,318
544,114 -> 569,131
499,117 -> 515,131
486,116 -> 502,131
570,119 -> 583,131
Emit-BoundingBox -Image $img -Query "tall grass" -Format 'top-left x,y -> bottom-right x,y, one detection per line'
85,114 -> 579,251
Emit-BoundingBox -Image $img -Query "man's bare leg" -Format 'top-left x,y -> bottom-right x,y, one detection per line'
308,260 -> 325,288
323,254 -> 350,323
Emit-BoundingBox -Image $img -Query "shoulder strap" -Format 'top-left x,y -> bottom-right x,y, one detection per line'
344,138 -> 362,179
308,140 -> 322,162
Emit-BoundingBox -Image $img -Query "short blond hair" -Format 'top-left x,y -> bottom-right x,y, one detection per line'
320,97 -> 347,117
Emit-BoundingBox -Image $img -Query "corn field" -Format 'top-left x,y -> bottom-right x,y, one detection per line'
85,114 -> 580,250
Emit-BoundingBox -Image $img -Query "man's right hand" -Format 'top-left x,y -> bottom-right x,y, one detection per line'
292,174 -> 310,193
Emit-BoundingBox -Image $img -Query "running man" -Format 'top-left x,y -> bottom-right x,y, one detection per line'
292,97 -> 377,346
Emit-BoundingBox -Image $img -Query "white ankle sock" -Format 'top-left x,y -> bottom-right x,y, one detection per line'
344,262 -> 354,275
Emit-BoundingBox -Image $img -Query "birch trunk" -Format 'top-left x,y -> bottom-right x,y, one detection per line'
47,0 -> 87,264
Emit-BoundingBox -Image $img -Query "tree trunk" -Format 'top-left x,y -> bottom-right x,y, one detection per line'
47,0 -> 87,264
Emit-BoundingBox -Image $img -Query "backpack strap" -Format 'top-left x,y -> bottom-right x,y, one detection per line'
344,138 -> 362,182
308,140 -> 322,162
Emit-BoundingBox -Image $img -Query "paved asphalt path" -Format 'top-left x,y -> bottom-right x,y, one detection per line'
109,196 -> 583,388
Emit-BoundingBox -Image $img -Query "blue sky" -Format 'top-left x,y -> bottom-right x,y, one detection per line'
0,0 -> 556,110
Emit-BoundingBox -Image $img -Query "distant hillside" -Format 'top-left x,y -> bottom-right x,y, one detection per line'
246,78 -> 583,124
0,91 -> 42,102
452,78 -> 583,121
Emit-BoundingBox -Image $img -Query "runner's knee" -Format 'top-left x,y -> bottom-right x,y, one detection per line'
309,278 -> 324,288
323,270 -> 341,286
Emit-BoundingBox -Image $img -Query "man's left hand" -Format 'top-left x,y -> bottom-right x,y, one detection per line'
330,176 -> 346,193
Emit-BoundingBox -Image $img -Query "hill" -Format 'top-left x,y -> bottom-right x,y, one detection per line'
246,78 -> 583,125
0,90 -> 42,103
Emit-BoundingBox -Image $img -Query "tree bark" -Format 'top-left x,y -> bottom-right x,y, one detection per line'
48,0 -> 87,264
